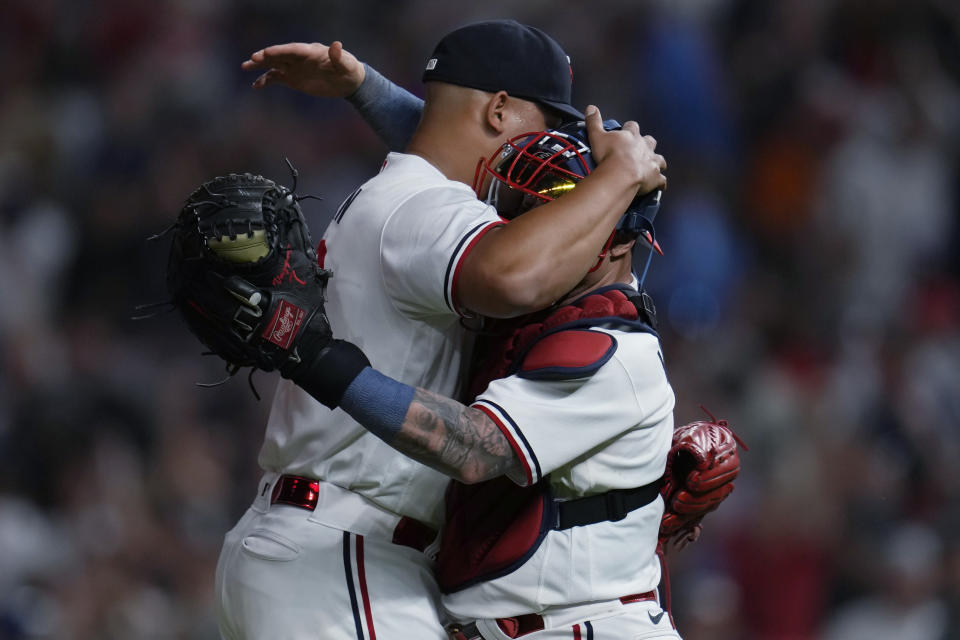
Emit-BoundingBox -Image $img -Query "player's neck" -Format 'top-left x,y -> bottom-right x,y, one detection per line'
406,121 -> 492,187
558,261 -> 634,306
404,142 -> 476,187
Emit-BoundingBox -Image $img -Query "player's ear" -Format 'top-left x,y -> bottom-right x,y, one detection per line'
485,91 -> 510,134
609,237 -> 636,259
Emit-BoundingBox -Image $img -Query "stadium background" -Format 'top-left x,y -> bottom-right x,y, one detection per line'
1,0 -> 958,638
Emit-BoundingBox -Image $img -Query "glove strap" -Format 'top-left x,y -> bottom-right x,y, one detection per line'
289,340 -> 370,409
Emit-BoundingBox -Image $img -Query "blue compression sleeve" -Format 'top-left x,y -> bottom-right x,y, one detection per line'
340,367 -> 416,443
346,63 -> 424,151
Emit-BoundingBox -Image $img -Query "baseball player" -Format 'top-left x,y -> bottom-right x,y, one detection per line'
213,21 -> 667,640
332,125 -> 680,639
177,124 -> 694,638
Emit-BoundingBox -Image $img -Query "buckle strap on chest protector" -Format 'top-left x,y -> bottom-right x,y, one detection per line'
624,288 -> 657,329
555,478 -> 662,530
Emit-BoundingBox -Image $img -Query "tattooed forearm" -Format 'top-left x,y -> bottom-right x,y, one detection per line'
391,388 -> 523,484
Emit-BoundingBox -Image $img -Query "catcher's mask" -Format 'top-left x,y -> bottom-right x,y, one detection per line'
473,120 -> 663,271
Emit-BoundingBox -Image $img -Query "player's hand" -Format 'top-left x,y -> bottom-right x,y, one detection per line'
241,41 -> 366,97
584,105 -> 667,194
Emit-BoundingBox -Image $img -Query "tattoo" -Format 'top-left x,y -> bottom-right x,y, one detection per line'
392,388 -> 523,484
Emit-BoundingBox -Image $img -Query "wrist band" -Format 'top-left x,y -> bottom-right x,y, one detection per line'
291,339 -> 370,409
340,367 -> 415,443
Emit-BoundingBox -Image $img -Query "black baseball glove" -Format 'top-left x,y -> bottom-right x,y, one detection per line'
167,172 -> 349,389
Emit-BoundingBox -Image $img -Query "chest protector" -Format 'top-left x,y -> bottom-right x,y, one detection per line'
436,285 -> 661,593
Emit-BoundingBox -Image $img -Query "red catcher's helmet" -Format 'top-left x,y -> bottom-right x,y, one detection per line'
473,121 -> 663,259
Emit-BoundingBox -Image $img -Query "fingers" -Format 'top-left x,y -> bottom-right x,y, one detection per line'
329,40 -> 344,69
252,69 -> 287,90
263,42 -> 317,63
242,48 -> 280,71
576,108 -> 669,193
643,135 -> 667,190
639,135 -> 665,170
242,42 -> 323,70
619,121 -> 664,186
653,152 -> 668,191
584,104 -> 602,134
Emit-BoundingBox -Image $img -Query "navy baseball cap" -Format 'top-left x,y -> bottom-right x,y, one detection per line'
422,20 -> 583,122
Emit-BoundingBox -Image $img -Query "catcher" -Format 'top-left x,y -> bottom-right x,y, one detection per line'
166,123 -> 742,639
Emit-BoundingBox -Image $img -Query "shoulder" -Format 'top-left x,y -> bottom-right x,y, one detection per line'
517,328 -> 618,381
378,154 -> 474,195
348,153 -> 491,225
605,329 -> 671,396
382,176 -> 498,243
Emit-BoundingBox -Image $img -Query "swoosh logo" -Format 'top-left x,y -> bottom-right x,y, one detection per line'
648,610 -> 665,625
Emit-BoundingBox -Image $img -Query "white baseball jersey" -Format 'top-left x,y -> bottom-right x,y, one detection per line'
216,152 -> 503,640
261,151 -> 504,527
444,324 -> 676,622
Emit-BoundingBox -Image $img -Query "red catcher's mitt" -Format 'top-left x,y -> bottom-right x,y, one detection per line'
659,410 -> 746,549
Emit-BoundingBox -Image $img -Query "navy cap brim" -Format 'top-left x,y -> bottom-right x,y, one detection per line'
538,98 -> 584,123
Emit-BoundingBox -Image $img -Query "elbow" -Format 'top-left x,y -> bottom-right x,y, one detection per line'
452,452 -> 523,485
454,469 -> 483,485
456,463 -> 526,486
457,241 -> 560,317
455,466 -> 499,485
485,272 -> 547,317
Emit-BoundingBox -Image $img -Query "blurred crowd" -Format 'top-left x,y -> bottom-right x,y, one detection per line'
1,0 -> 958,638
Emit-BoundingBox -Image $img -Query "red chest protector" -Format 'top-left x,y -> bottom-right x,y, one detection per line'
436,285 -> 661,594
466,285 -> 655,399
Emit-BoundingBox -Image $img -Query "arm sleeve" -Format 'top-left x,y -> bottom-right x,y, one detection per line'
380,187 -> 504,318
471,334 -> 670,487
346,63 -> 423,151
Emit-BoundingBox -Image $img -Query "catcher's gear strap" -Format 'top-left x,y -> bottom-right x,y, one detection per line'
555,479 -> 663,530
437,476 -> 663,594
517,329 -> 617,380
628,288 -> 658,329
